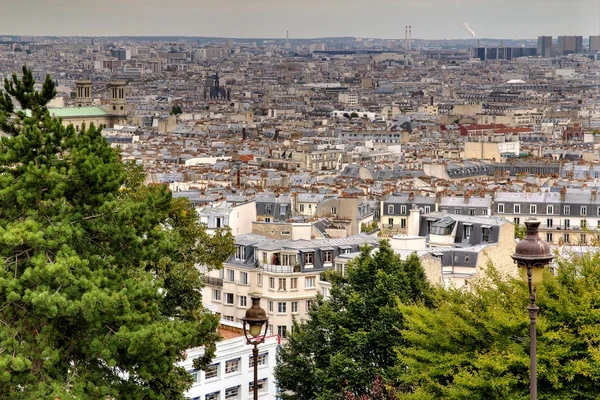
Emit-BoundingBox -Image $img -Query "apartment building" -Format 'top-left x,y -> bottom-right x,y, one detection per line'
203,234 -> 379,339
180,321 -> 279,400
380,193 -> 436,236
493,189 -> 600,245
198,200 -> 257,236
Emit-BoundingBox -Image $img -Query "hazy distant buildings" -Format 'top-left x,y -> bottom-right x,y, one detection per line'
473,47 -> 537,61
111,48 -> 131,61
557,36 -> 583,55
537,36 -> 553,58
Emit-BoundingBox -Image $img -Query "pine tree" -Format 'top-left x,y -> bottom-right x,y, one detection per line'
275,240 -> 433,400
0,66 -> 235,399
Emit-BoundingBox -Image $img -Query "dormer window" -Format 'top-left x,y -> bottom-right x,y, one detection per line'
265,205 -> 272,214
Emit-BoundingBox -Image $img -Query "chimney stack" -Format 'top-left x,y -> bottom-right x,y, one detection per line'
405,26 -> 408,49
560,186 -> 567,202
592,190 -> 597,202
409,26 -> 412,49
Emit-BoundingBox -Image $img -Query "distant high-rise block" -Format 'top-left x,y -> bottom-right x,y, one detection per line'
590,36 -> 600,52
537,36 -> 553,57
557,36 -> 583,55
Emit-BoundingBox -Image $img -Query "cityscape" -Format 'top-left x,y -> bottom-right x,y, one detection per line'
2,1 -> 600,399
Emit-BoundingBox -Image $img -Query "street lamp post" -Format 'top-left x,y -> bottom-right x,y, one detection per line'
242,296 -> 269,400
511,220 -> 554,400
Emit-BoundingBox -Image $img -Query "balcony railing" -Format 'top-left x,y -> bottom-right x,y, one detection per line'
260,264 -> 294,273
204,277 -> 224,287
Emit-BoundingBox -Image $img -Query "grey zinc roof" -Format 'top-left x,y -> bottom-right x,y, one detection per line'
385,194 -> 436,204
423,212 -> 507,227
494,192 -> 561,203
236,233 -> 378,252
440,196 -> 492,208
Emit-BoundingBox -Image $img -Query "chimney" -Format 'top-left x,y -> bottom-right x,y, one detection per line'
592,190 -> 597,202
409,26 -> 412,49
408,207 -> 420,237
560,186 -> 567,202
464,192 -> 470,204
242,127 -> 246,141
408,192 -> 415,202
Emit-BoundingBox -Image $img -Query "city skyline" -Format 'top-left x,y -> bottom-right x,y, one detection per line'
3,0 -> 600,40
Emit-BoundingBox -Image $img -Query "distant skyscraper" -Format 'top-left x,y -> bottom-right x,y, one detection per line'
537,36 -> 553,57
590,35 -> 600,52
557,36 -> 583,55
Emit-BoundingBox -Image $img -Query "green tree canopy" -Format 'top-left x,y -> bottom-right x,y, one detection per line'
398,254 -> 600,400
170,105 -> 183,115
0,66 -> 235,399
275,240 -> 433,400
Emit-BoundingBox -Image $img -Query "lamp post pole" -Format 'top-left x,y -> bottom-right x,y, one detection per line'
511,220 -> 554,400
242,295 -> 269,400
527,267 -> 539,400
252,344 -> 259,400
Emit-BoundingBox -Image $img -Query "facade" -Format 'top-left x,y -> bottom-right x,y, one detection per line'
203,233 -> 379,339
418,213 -> 515,289
558,36 -> 583,55
198,201 -> 257,236
537,36 -> 553,58
439,196 -> 491,216
380,193 -> 436,236
493,189 -> 600,245
590,35 -> 600,53
180,321 -> 279,400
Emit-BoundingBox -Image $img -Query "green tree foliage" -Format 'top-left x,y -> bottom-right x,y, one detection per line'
514,223 -> 527,239
398,255 -> 600,399
275,240 -> 433,400
170,105 -> 183,115
0,66 -> 235,399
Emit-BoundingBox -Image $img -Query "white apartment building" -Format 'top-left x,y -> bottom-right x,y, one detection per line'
203,234 -> 379,339
180,320 -> 279,400
338,92 -> 358,107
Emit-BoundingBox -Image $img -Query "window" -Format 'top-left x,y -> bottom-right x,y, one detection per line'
291,301 -> 298,313
400,205 -> 407,214
304,252 -> 314,265
597,207 -> 600,216
216,218 -> 222,228
498,204 -> 505,213
388,218 -> 394,228
269,277 -> 275,289
225,293 -> 234,305
205,391 -> 219,400
227,269 -> 235,282
331,207 -> 337,215
564,206 -> 570,215
278,325 -> 287,338
264,217 -> 271,223
257,273 -> 262,286
277,278 -> 286,291
281,253 -> 296,266
582,220 -> 587,229
240,272 -> 248,285
387,205 -> 394,214
323,250 -> 333,263
581,234 -> 587,244
299,204 -> 305,212
190,370 -> 200,383
235,246 -> 245,260
205,363 -> 219,379
469,209 -> 476,216
306,300 -> 313,311
482,209 -> 488,216
514,204 -> 521,214
268,301 -> 273,312
290,277 -> 298,289
425,206 -> 431,213
565,219 -> 570,229
225,358 -> 240,374
530,205 -> 537,214
546,218 -> 553,228
239,296 -> 247,307
213,289 -> 221,301
564,233 -> 570,243
223,315 -> 234,321
546,233 -> 553,242
225,386 -> 240,400
399,218 -> 406,229
305,277 -> 316,288
482,228 -> 491,243
514,217 -> 520,225
249,378 -> 267,394
581,206 -> 587,216
278,302 -> 287,313
249,352 -> 268,368
547,205 -> 553,215
265,205 -> 272,214
463,225 -> 472,239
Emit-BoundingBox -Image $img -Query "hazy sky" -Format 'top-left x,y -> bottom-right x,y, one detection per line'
2,0 -> 600,39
